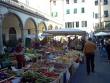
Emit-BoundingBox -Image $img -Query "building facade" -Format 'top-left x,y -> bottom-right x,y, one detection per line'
94,0 -> 110,31
50,0 -> 110,32
0,0 -> 62,54
50,0 -> 95,33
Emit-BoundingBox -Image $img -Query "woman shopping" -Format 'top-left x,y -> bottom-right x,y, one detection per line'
14,39 -> 25,69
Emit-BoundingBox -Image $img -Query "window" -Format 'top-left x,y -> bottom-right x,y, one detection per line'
66,9 -> 70,14
76,21 -> 79,27
51,12 -> 58,17
82,21 -> 87,27
95,0 -> 98,5
95,13 -> 98,19
74,0 -> 77,3
66,0 -> 69,4
12,0 -> 18,3
68,22 -> 72,28
82,0 -> 85,2
104,0 -> 108,5
74,8 -> 77,14
28,29 -> 31,34
51,12 -> 53,17
81,7 -> 85,13
53,0 -> 56,5
104,10 -> 109,17
55,12 -> 58,17
26,0 -> 29,5
72,22 -> 74,28
65,22 -> 67,28
65,22 -> 72,28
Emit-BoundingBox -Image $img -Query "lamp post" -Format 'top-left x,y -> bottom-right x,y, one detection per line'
0,6 -> 8,54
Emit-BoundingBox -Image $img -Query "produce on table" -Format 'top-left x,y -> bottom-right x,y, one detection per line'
42,71 -> 59,79
0,72 -> 8,80
21,70 -> 54,83
0,70 -> 15,82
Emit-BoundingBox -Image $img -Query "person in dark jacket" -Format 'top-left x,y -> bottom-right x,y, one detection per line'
105,39 -> 110,64
83,38 -> 96,75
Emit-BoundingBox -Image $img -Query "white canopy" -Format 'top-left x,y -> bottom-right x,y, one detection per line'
26,34 -> 36,39
41,33 -> 53,36
44,28 -> 87,36
95,32 -> 110,36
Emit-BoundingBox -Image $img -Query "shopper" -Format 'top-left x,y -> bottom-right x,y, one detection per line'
14,39 -> 25,69
83,38 -> 96,75
105,39 -> 110,64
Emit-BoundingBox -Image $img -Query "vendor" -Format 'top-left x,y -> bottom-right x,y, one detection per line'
14,39 -> 25,69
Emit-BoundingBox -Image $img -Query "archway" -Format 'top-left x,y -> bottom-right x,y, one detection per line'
55,26 -> 58,30
48,24 -> 53,30
38,22 -> 46,40
2,12 -> 23,47
24,18 -> 37,47
9,27 -> 17,41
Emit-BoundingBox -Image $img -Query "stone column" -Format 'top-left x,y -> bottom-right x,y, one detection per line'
0,14 -> 3,54
21,28 -> 25,47
0,6 -> 8,54
19,23 -> 25,47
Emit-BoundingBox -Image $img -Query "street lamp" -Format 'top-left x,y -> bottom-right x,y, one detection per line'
0,6 -> 8,54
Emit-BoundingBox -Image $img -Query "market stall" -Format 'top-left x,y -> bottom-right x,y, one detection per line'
43,28 -> 87,36
0,28 -> 86,83
0,42 -> 84,83
94,32 -> 110,36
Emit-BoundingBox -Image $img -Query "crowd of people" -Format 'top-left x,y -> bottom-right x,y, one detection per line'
67,36 -> 110,75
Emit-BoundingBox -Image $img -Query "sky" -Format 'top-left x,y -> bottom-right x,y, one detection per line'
19,0 -> 50,15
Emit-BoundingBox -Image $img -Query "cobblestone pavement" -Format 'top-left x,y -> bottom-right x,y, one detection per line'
70,49 -> 110,83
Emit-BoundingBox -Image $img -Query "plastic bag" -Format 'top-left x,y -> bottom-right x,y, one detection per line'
66,70 -> 70,81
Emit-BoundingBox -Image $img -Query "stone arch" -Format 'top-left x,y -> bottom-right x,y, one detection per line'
48,24 -> 53,30
24,17 -> 37,35
55,25 -> 58,29
24,17 -> 37,47
38,22 -> 47,33
2,12 -> 23,47
37,22 -> 47,40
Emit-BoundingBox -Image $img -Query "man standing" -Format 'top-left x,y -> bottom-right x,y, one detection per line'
83,38 -> 96,75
